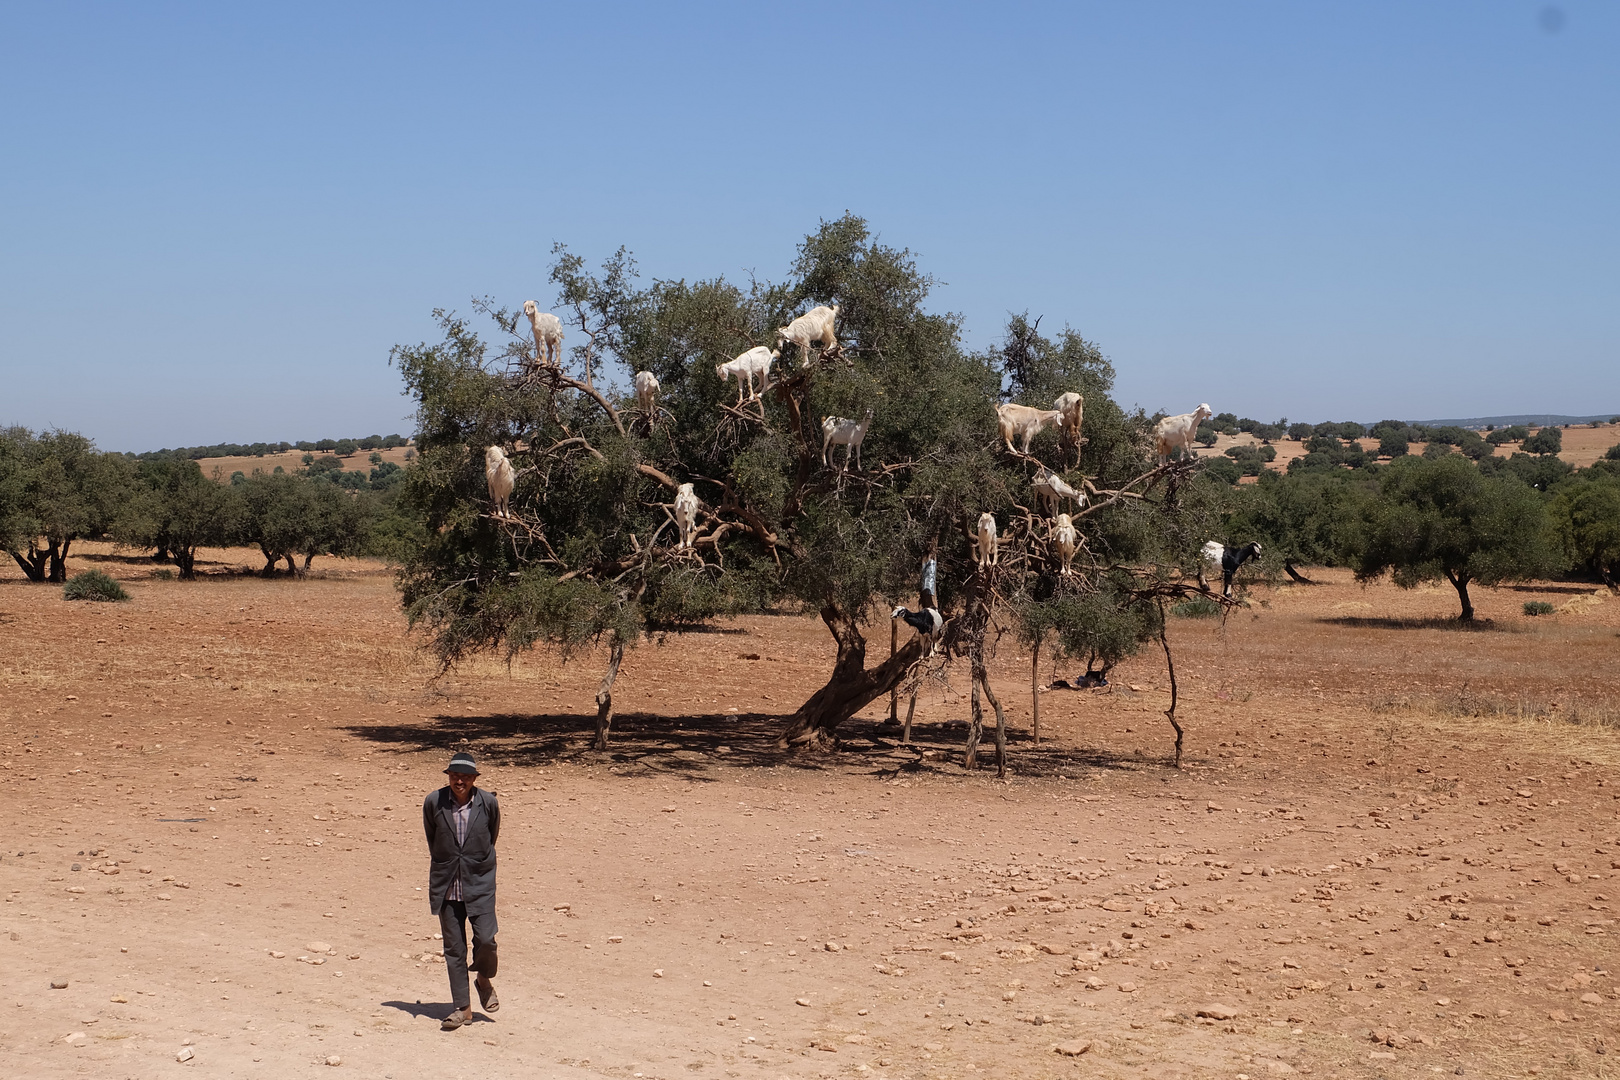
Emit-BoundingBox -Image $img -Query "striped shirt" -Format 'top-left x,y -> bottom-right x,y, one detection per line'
445,796 -> 473,902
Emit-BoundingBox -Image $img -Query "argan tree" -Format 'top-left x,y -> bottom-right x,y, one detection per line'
1355,454 -> 1560,621
394,217 -> 1216,759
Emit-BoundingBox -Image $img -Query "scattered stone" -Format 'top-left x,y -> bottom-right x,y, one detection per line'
652,969 -> 664,978
62,1032 -> 87,1046
1549,1010 -> 1571,1023
1101,899 -> 1134,912
1054,1038 -> 1093,1056
1118,982 -> 1137,993
306,941 -> 333,955
325,1055 -> 342,1066
110,995 -> 127,1003
1581,993 -> 1604,1005
823,942 -> 841,952
1369,1051 -> 1396,1061
1037,943 -> 1068,955
607,936 -> 622,944
796,997 -> 811,1007
1484,930 -> 1504,942
268,951 -> 285,959
50,979 -> 68,990
176,1046 -> 194,1062
939,951 -> 958,961
1538,916 -> 1554,926
1197,1004 -> 1241,1020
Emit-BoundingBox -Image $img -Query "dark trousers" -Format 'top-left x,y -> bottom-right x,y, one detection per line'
439,899 -> 498,1009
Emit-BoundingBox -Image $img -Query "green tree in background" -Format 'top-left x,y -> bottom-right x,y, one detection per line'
1355,455 -> 1560,621
1549,472 -> 1620,590
0,427 -> 133,581
117,460 -> 233,579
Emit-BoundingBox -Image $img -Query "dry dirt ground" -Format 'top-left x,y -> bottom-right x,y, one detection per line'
3,544 -> 1618,1080
192,446 -> 415,482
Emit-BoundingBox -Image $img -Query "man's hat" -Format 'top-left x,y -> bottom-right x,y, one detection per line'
445,751 -> 479,775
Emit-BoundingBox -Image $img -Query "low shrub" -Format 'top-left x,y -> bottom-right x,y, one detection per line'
1523,600 -> 1554,616
1171,597 -> 1222,618
64,570 -> 129,602
150,568 -> 175,581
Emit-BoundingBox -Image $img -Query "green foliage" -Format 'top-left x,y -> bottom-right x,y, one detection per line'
1378,432 -> 1409,458
114,459 -> 233,579
1221,468 -> 1374,568
63,569 -> 129,602
1521,427 -> 1563,455
1355,455 -> 1562,620
1523,600 -> 1554,616
0,426 -> 135,582
1486,424 -> 1529,445
1549,471 -> 1620,587
1171,596 -> 1222,618
1287,422 -> 1314,441
1607,443 -> 1620,461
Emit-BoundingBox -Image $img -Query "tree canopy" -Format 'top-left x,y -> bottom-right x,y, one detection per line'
392,217 -> 1218,763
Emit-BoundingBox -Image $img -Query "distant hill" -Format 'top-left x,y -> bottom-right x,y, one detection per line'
1409,414 -> 1619,430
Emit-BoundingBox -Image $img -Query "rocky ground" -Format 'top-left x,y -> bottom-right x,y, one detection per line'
2,545 -> 1617,1079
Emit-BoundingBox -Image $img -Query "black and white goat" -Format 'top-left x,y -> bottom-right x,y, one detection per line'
1200,540 -> 1262,597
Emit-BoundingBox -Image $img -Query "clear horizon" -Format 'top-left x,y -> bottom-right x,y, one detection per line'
2,3 -> 1616,453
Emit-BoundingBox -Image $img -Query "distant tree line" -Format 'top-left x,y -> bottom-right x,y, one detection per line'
135,433 -> 412,462
0,427 -> 421,582
1213,436 -> 1620,619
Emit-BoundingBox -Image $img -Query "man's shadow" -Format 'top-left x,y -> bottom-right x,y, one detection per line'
380,1000 -> 493,1023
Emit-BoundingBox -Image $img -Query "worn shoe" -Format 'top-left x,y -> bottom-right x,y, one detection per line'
441,1007 -> 473,1030
476,975 -> 499,1013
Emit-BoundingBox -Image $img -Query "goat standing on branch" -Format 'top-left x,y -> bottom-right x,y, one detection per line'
1054,391 -> 1085,459
1052,513 -> 1078,576
995,402 -> 1065,454
485,446 -> 515,519
1154,403 -> 1213,465
776,305 -> 839,367
972,512 -> 999,568
821,409 -> 874,472
1031,466 -> 1085,518
673,483 -> 699,550
716,346 -> 777,405
634,370 -> 660,420
521,300 -> 564,369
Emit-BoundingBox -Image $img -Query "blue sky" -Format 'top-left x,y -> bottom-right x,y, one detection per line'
1,2 -> 1615,452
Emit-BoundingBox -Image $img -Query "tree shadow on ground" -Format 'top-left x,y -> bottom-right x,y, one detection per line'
1316,616 -> 1514,632
341,709 -> 1161,780
1502,582 -> 1608,594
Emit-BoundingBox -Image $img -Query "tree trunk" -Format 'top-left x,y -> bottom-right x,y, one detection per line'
1446,570 -> 1474,622
1029,635 -> 1041,745
887,620 -> 899,725
8,547 -> 49,582
592,632 -> 625,751
965,672 -> 983,770
902,687 -> 918,745
1158,603 -> 1184,768
302,552 -> 315,573
285,553 -> 299,576
260,546 -> 281,577
48,538 -> 72,583
977,662 -> 1007,778
152,544 -> 170,564
782,605 -> 928,750
1284,559 -> 1317,584
174,546 -> 198,580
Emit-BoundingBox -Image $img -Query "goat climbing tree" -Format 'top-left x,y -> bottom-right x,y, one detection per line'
393,216 -> 1222,763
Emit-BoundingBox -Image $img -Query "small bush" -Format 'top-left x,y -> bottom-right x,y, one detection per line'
1171,597 -> 1222,618
150,568 -> 175,581
64,570 -> 129,602
1523,600 -> 1554,616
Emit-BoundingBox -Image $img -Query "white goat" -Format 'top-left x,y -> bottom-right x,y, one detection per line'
1031,466 -> 1086,518
820,408 -> 874,471
521,300 -> 564,368
995,402 -> 1065,454
634,370 -> 660,415
1052,513 -> 1078,576
972,512 -> 999,569
776,305 -> 839,367
1054,391 -> 1084,448
673,483 -> 699,550
484,446 -> 515,519
1155,403 -> 1213,464
715,346 -> 778,404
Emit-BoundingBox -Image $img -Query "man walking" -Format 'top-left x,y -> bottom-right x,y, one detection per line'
423,751 -> 500,1030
